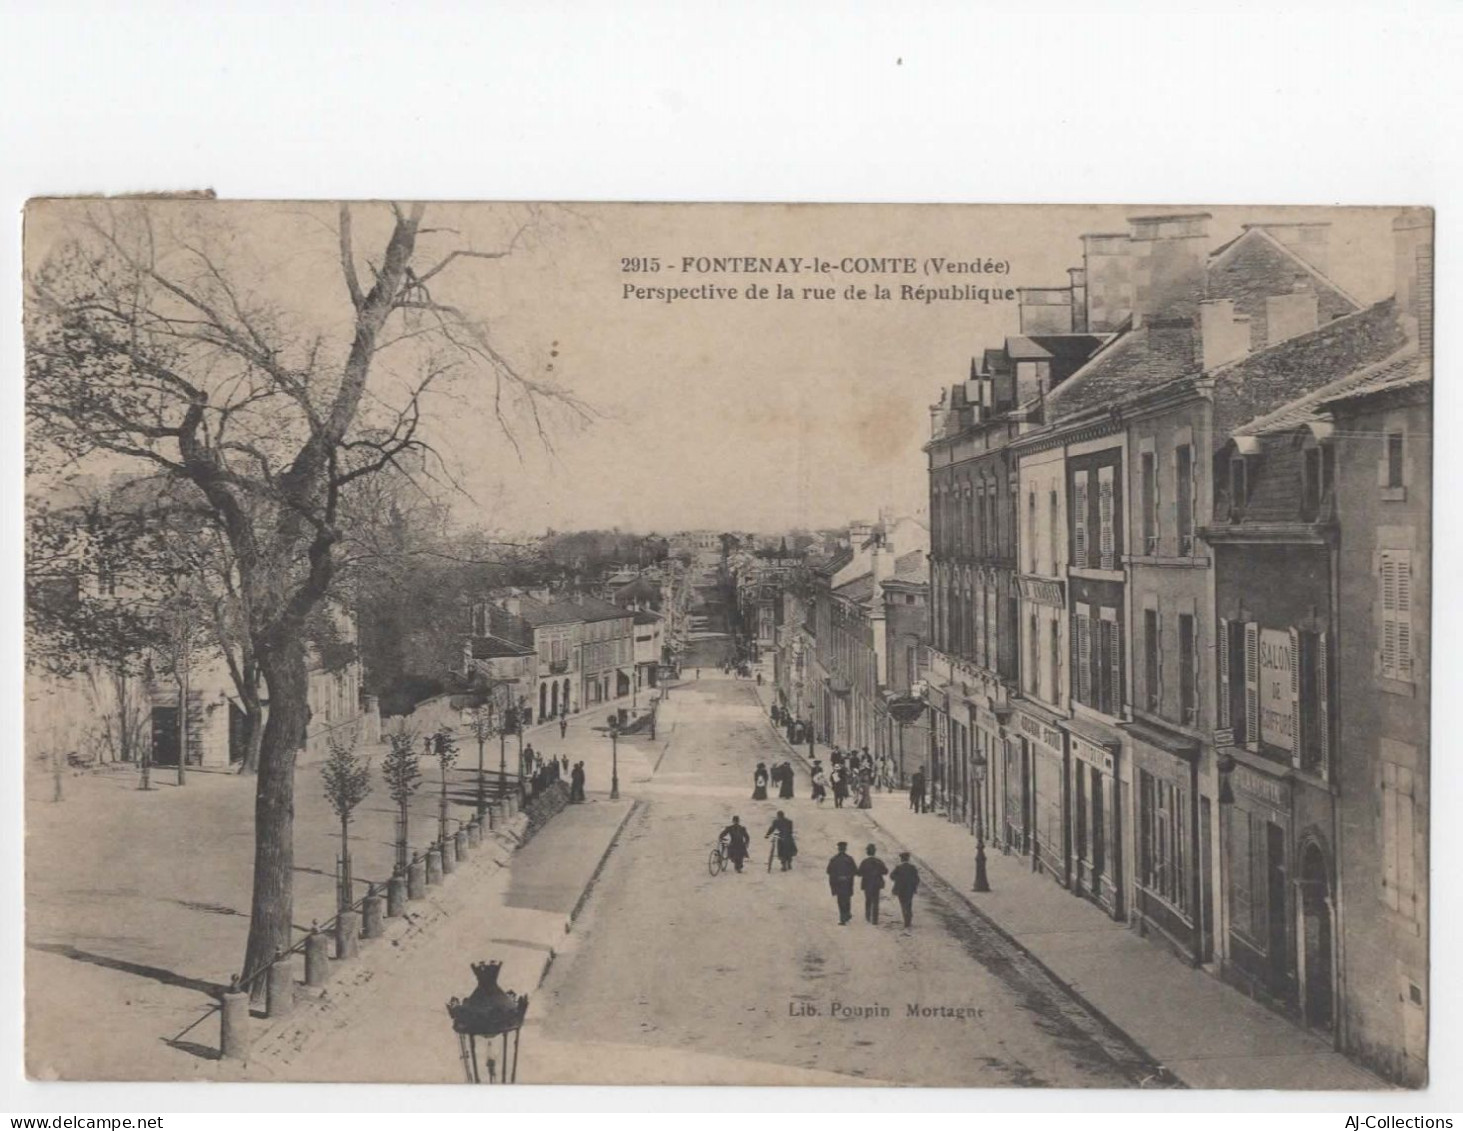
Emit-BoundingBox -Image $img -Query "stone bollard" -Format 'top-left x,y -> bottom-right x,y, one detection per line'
442,836 -> 457,875
426,845 -> 443,885
362,886 -> 384,939
265,950 -> 294,1018
485,805 -> 498,830
219,977 -> 252,1062
467,818 -> 482,847
407,854 -> 426,900
335,910 -> 360,960
304,923 -> 330,986
455,828 -> 470,859
387,870 -> 407,917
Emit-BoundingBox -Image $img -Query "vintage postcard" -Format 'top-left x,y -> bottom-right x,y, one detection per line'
22,200 -> 1430,1089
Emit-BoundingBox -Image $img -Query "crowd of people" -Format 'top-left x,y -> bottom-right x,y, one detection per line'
520,742 -> 588,802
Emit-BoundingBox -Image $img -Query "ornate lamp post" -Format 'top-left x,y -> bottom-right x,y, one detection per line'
887,694 -> 927,792
606,714 -> 621,800
972,749 -> 991,893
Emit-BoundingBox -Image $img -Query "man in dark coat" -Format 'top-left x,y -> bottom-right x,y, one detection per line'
826,841 -> 856,925
910,768 -> 926,813
890,851 -> 920,927
570,761 -> 586,802
857,843 -> 889,924
720,816 -> 751,872
778,760 -> 795,800
765,810 -> 796,871
830,765 -> 847,809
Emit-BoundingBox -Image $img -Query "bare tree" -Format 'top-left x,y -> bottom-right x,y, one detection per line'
26,200 -> 586,993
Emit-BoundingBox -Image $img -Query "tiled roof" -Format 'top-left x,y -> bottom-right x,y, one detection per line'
1237,435 -> 1306,524
1212,300 -> 1406,442
572,595 -> 632,622
833,571 -> 876,602
632,610 -> 663,625
1236,347 -> 1424,437
468,635 -> 535,660
811,548 -> 853,576
887,550 -> 929,585
1046,323 -> 1197,424
515,597 -> 585,627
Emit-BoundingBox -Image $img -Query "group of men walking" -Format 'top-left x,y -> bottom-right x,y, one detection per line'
521,743 -> 587,802
825,841 -> 920,928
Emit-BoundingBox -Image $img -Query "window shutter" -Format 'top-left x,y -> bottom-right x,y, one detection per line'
1098,466 -> 1115,570
1397,552 -> 1413,679
1077,609 -> 1093,705
1381,762 -> 1399,911
1316,631 -> 1330,778
1217,616 -> 1232,730
1109,614 -> 1124,715
1288,626 -> 1304,767
1380,552 -> 1399,678
1397,766 -> 1416,920
1244,622 -> 1260,749
1074,472 -> 1089,569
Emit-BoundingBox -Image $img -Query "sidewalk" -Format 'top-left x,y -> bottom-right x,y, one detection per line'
746,667 -> 1388,1092
244,794 -> 637,1083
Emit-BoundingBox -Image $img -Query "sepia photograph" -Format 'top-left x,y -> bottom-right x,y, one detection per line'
19,199 -> 1432,1092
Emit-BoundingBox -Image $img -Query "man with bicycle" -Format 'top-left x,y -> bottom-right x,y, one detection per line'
719,815 -> 751,873
765,810 -> 797,871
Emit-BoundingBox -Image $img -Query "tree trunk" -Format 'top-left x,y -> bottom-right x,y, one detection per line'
237,694 -> 264,775
241,637 -> 308,1001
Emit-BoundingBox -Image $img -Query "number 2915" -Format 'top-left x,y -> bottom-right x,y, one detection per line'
620,257 -> 661,273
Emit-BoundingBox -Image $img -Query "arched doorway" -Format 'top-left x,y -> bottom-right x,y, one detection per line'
539,682 -> 547,720
1299,838 -> 1335,1033
562,679 -> 571,714
550,681 -> 559,717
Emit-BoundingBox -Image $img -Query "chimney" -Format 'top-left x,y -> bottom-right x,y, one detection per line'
1128,212 -> 1212,326
1068,267 -> 1088,331
1264,290 -> 1319,346
1018,287 -> 1074,334
1244,222 -> 1330,274
1199,299 -> 1252,370
1393,208 -> 1434,356
1081,233 -> 1136,332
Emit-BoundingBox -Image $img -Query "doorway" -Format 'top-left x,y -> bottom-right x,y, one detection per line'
151,706 -> 180,767
1299,840 -> 1335,1032
1266,821 -> 1290,995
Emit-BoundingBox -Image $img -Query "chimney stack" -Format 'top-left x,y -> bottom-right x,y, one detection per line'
1199,299 -> 1252,370
1393,208 -> 1434,357
1082,233 -> 1136,332
1068,267 -> 1088,332
1128,212 -> 1212,327
1018,287 -> 1075,334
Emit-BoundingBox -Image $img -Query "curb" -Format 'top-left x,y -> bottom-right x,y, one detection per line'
567,799 -> 643,930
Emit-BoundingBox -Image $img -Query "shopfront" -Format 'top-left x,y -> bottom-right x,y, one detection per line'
1222,756 -> 1294,1004
1067,726 -> 1123,919
1128,721 -> 1203,961
1016,704 -> 1068,884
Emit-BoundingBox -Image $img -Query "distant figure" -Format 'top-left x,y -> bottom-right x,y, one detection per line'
756,672 -> 763,686
857,844 -> 889,924
570,761 -> 586,802
778,761 -> 795,800
890,851 -> 919,927
830,765 -> 847,809
826,841 -> 857,925
810,761 -> 827,805
560,717 -> 568,739
696,668 -> 701,680
766,810 -> 797,871
855,767 -> 872,810
560,754 -> 569,776
910,768 -> 926,814
719,816 -> 751,873
752,762 -> 769,801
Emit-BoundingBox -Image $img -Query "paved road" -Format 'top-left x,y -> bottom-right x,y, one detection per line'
530,671 -> 1158,1087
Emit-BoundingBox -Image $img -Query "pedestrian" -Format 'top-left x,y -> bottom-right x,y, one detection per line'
830,765 -> 847,809
778,760 -> 795,800
757,672 -> 763,686
570,760 -> 585,802
719,816 -> 751,873
826,841 -> 857,925
810,761 -> 827,805
857,843 -> 889,924
855,767 -> 872,810
766,810 -> 797,871
560,716 -> 568,739
696,667 -> 701,680
910,768 -> 926,814
752,762 -> 769,801
891,851 -> 919,928
560,754 -> 569,776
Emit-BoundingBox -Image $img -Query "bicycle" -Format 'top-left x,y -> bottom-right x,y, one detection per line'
708,838 -> 728,877
767,832 -> 780,873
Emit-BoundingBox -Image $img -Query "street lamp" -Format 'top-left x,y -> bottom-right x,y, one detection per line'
972,750 -> 991,893
606,713 -> 621,800
887,694 -> 927,792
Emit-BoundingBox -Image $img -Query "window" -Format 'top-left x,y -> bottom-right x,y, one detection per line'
1141,771 -> 1189,911
1144,608 -> 1161,713
1176,444 -> 1194,554
906,644 -> 918,686
1029,611 -> 1040,696
1073,471 -> 1090,569
1380,550 -> 1414,682
1098,612 -> 1120,715
1386,431 -> 1405,489
1179,613 -> 1197,725
1073,604 -> 1093,705
1226,807 -> 1269,945
1141,450 -> 1158,555
1229,457 -> 1248,519
1381,760 -> 1419,923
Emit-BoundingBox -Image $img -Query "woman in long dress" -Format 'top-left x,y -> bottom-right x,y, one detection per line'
810,762 -> 827,805
778,760 -> 795,800
752,762 -> 769,801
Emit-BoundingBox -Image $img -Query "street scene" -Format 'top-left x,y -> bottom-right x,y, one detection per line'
22,200 -> 1429,1090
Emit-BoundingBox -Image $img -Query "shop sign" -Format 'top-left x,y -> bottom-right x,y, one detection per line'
1259,628 -> 1295,753
1232,764 -> 1287,814
1071,735 -> 1116,774
1018,712 -> 1064,754
1019,576 -> 1066,607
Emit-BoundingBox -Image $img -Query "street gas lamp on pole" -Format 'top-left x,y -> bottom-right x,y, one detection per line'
971,749 -> 991,893
887,694 -> 928,792
606,714 -> 621,800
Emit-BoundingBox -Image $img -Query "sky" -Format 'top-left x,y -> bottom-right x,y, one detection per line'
26,201 -> 1405,537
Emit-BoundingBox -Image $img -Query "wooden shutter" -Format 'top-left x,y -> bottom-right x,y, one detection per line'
1316,631 -> 1330,778
1098,466 -> 1115,570
1108,613 -> 1123,715
1380,550 -> 1413,680
1289,626 -> 1303,767
1076,606 -> 1093,705
1073,471 -> 1089,569
1217,616 -> 1232,731
1381,762 -> 1399,911
1397,552 -> 1414,679
1244,621 -> 1260,749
